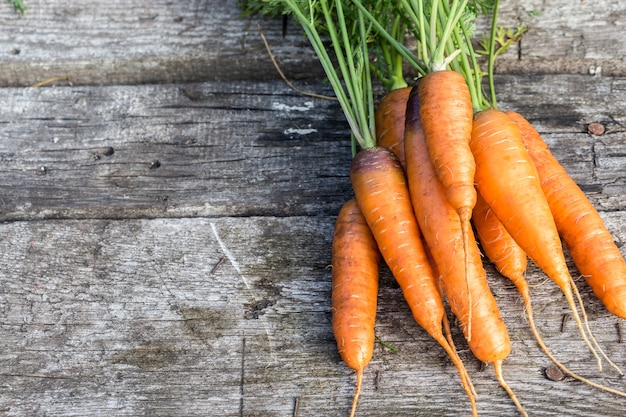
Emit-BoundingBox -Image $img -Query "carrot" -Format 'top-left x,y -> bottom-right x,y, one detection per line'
403,88 -> 525,416
473,190 -> 626,398
350,146 -> 477,416
331,198 -> 381,417
417,70 -> 476,337
473,191 -> 529,301
470,108 -> 605,372
418,70 -> 476,221
375,86 -> 411,166
506,110 -> 626,321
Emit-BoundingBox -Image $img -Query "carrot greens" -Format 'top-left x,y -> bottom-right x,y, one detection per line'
7,0 -> 26,14
250,0 -> 378,152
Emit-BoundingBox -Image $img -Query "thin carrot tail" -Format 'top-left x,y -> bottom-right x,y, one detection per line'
460,208 -> 472,343
569,277 -> 623,375
493,360 -> 528,417
349,368 -> 364,417
442,312 -> 478,400
521,286 -> 626,398
436,270 -> 478,413
559,281 -> 605,372
434,333 -> 478,417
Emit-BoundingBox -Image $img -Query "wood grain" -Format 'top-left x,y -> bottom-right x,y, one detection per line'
0,0 -> 625,416
0,75 -> 624,222
1,215 -> 626,416
1,0 -> 625,87
0,0 -> 321,87
0,80 -> 351,220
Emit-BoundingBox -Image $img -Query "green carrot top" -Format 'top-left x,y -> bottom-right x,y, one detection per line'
239,0 -> 525,142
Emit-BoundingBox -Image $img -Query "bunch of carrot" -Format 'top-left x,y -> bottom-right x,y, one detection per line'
240,0 -> 626,415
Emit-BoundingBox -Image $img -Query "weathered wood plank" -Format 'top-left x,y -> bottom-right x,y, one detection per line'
0,0 -> 321,87
1,216 -> 626,416
0,74 -> 624,221
0,1 -> 624,415
493,1 -> 626,76
0,0 -> 625,87
0,79 -> 352,220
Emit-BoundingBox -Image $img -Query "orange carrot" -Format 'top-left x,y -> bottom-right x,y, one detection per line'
473,191 -> 529,301
418,70 -> 475,210
375,86 -> 412,167
403,88 -> 523,415
418,70 -> 476,335
470,108 -> 604,372
331,198 -> 381,417
507,110 -> 626,321
417,69 -> 475,227
350,146 -> 477,416
473,190 -> 626,398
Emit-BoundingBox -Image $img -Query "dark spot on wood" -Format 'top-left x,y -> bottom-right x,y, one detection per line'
101,146 -> 115,156
560,313 -> 570,332
588,122 -> 606,136
245,298 -> 276,319
138,14 -> 158,22
111,342 -> 177,371
210,256 -> 226,274
10,48 -> 20,55
579,183 -> 603,194
149,160 -> 161,169
179,306 -> 239,341
36,166 -> 48,175
544,365 -> 565,381
181,88 -> 206,102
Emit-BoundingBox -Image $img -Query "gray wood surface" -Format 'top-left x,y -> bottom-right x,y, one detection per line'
1,0 -> 625,87
0,1 -> 625,416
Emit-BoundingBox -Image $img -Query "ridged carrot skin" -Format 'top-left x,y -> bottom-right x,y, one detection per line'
418,70 -> 476,220
474,188 -> 626,398
331,198 -> 380,417
405,95 -> 510,364
350,147 -> 445,334
470,109 -> 571,293
350,145 -> 478,416
417,71 -> 476,340
507,110 -> 626,319
470,109 -> 603,371
375,86 -> 412,167
331,198 -> 380,372
473,191 -> 528,290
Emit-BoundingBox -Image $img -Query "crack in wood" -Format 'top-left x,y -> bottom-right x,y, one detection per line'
239,335 -> 246,417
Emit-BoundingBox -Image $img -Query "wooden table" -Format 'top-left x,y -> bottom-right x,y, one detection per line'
0,1 -> 625,416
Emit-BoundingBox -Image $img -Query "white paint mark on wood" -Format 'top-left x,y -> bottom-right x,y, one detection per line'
209,221 -> 279,367
283,128 -> 318,135
210,222 -> 243,279
272,101 -> 314,112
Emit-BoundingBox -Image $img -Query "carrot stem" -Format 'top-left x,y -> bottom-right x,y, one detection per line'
486,0 -> 500,108
280,0 -> 377,149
